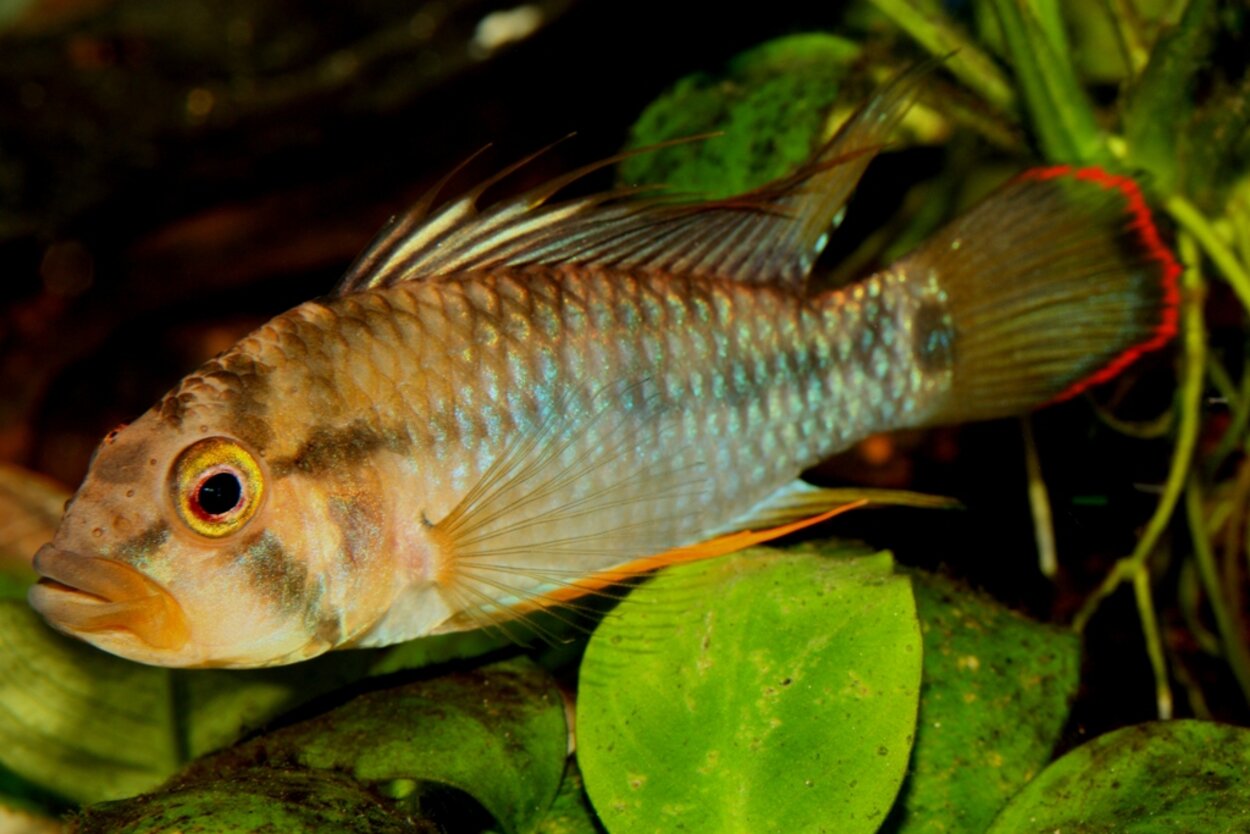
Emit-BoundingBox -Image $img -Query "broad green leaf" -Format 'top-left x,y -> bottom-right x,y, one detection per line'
75,767 -> 421,834
0,601 -> 181,803
577,549 -> 922,834
985,720 -> 1250,833
367,629 -> 511,677
882,572 -> 1080,834
176,653 -> 375,759
0,599 -> 372,803
212,657 -> 568,834
535,762 -> 601,834
619,33 -> 862,197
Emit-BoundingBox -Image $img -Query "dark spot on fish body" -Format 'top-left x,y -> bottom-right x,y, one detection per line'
328,495 -> 383,567
112,520 -> 171,568
313,609 -> 346,648
271,420 -> 412,477
912,301 -> 956,373
237,530 -> 309,613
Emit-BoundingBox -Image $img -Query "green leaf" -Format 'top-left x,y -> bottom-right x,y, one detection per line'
0,601 -> 181,803
75,767 -> 423,834
882,572 -> 1080,834
366,629 -> 511,677
535,761 -> 601,834
577,548 -> 922,834
619,33 -> 862,198
985,720 -> 1250,832
989,0 -> 1107,164
215,657 -> 568,834
0,599 -> 373,803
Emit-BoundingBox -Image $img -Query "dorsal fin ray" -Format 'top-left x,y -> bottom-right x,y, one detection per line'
335,66 -> 927,296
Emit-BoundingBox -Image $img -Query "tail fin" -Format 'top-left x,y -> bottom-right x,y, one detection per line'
892,166 -> 1181,424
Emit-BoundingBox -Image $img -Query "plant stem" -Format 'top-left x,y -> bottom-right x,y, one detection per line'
1102,0 -> 1150,75
1186,477 -> 1250,707
1133,568 -> 1172,718
1167,194 -> 1250,315
1021,417 -> 1057,578
1074,233 -> 1206,651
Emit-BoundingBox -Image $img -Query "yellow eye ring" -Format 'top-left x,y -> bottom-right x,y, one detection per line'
171,437 -> 265,538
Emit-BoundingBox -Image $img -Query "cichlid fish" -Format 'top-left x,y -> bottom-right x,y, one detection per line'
29,73 -> 1180,668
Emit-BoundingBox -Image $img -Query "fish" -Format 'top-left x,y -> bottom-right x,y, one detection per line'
28,70 -> 1181,668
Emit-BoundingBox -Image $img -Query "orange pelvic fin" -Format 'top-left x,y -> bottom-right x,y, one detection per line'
519,499 -> 868,612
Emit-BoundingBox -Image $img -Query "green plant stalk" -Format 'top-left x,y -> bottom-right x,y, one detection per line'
1167,194 -> 1250,314
1090,399 -> 1174,439
1100,0 -> 1150,74
1207,357 -> 1241,413
1164,0 -> 1193,25
1169,640 -> 1214,719
1021,416 -> 1058,578
865,0 -> 1017,111
1133,567 -> 1172,718
1027,0 -> 1072,63
1073,232 -> 1206,706
1176,556 -> 1222,656
991,0 -> 1107,163
1185,476 -> 1250,707
1207,359 -> 1250,469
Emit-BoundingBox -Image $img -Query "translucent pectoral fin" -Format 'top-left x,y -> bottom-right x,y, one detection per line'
425,383 -> 712,636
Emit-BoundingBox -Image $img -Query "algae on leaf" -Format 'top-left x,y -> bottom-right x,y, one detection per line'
618,33 -> 863,198
985,720 -> 1250,833
76,767 -> 424,834
577,548 -> 922,834
882,571 -> 1080,834
182,657 -> 568,834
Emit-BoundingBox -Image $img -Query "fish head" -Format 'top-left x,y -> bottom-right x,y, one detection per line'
28,405 -> 340,668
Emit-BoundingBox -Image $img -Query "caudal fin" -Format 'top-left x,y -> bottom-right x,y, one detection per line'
892,166 -> 1181,424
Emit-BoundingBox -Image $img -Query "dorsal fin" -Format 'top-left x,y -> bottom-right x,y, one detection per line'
335,65 -> 927,296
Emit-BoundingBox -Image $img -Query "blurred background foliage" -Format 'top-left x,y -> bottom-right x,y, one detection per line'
1,0 -> 1250,830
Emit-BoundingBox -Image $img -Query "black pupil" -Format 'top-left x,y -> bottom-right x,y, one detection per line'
198,472 -> 243,516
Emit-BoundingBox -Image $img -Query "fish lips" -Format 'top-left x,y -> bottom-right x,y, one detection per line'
29,544 -> 189,651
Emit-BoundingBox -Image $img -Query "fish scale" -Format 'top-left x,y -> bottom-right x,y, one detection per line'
231,269 -> 927,651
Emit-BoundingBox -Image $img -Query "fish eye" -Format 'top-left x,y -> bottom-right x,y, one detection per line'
197,472 -> 243,515
171,437 -> 265,538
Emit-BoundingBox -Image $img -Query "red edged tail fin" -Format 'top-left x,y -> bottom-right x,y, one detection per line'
892,165 -> 1181,425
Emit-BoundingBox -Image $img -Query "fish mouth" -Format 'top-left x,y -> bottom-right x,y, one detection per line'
29,544 -> 189,651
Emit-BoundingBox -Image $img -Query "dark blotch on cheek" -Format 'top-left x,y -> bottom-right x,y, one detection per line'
113,521 -> 171,568
912,300 -> 956,373
237,531 -> 309,613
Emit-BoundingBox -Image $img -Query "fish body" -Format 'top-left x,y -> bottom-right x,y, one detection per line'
30,73 -> 1180,667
